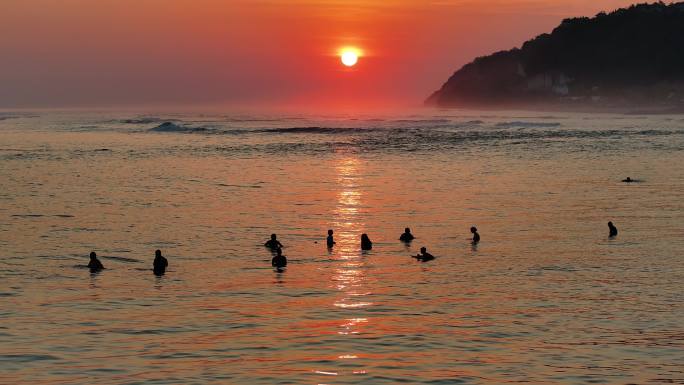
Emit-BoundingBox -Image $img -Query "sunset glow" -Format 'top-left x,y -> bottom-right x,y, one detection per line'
0,0 -> 642,108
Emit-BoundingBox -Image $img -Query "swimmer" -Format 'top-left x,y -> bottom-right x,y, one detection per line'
399,227 -> 415,242
413,247 -> 435,262
622,177 -> 633,183
471,226 -> 480,244
608,221 -> 618,237
272,247 -> 287,269
326,229 -> 336,248
88,251 -> 104,272
153,249 -> 168,276
264,234 -> 284,250
361,234 -> 373,250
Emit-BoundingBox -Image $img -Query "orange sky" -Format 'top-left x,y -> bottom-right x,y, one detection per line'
0,0 -> 639,109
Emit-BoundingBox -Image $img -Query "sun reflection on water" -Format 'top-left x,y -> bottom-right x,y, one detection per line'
319,157 -> 373,378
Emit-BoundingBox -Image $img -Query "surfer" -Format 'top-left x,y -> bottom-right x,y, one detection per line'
413,247 -> 435,262
88,251 -> 104,272
608,221 -> 618,237
264,234 -> 284,250
326,229 -> 335,248
153,249 -> 168,275
471,226 -> 480,244
361,234 -> 373,250
399,228 -> 415,242
272,248 -> 287,269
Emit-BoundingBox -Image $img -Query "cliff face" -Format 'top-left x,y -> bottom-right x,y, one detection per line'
427,2 -> 684,110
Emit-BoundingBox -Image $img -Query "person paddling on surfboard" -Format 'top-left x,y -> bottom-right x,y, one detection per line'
413,247 -> 435,262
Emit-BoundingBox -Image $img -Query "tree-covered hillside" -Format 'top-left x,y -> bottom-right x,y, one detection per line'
427,2 -> 684,110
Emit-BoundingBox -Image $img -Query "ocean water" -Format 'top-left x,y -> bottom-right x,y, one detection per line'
1,110 -> 683,384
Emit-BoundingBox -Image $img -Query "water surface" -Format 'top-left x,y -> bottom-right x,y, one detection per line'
1,110 -> 683,384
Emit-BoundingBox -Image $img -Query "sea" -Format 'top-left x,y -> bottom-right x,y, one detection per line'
1,109 -> 683,384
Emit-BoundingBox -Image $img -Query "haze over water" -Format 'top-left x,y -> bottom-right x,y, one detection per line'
1,110 -> 683,384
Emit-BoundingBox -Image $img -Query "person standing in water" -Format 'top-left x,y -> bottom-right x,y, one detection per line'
361,234 -> 373,250
608,221 -> 618,237
399,228 -> 415,242
265,234 -> 284,250
272,248 -> 287,269
471,226 -> 480,244
413,247 -> 435,262
153,249 -> 168,276
88,251 -> 104,272
326,229 -> 336,248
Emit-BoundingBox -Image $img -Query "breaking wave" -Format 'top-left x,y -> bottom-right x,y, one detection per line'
495,121 -> 562,128
150,122 -> 208,133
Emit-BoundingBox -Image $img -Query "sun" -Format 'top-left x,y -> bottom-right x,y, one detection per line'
341,51 -> 358,67
339,47 -> 362,67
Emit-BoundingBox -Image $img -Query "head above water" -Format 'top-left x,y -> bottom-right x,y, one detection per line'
361,233 -> 370,241
608,221 -> 614,226
471,226 -> 478,233
271,234 -> 277,240
328,229 -> 333,235
404,228 -> 411,233
90,251 -> 96,259
420,247 -> 427,253
155,249 -> 162,257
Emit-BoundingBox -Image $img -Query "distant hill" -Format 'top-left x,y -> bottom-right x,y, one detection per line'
427,2 -> 684,111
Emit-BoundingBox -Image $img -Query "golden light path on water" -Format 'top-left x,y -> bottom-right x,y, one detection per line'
315,157 -> 372,380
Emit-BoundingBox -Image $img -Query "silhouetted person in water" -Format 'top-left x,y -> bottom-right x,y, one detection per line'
264,234 -> 284,250
327,229 -> 336,248
471,226 -> 480,244
361,234 -> 373,250
400,227 -> 415,242
153,249 -> 168,276
622,177 -> 633,183
608,221 -> 618,237
413,247 -> 435,262
88,251 -> 104,272
272,247 -> 287,269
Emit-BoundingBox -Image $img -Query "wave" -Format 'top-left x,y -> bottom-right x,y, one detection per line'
393,119 -> 451,124
150,122 -> 208,132
120,117 -> 167,124
258,126 -> 374,134
495,121 -> 562,128
105,256 -> 141,263
0,112 -> 39,121
224,117 -> 304,123
11,214 -> 74,218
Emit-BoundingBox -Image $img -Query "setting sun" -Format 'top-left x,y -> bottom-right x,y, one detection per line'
339,47 -> 362,67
